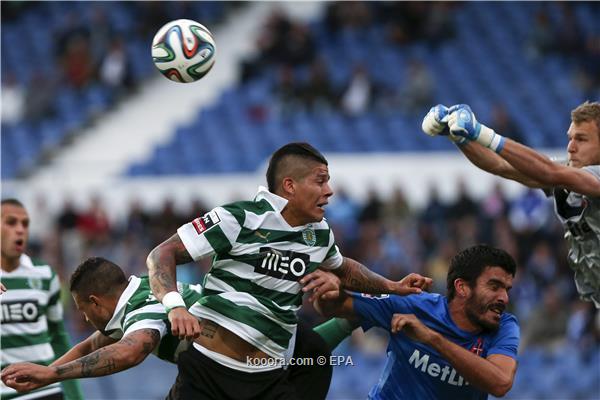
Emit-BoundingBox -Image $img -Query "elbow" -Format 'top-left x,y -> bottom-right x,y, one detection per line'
490,378 -> 513,397
146,247 -> 159,272
121,347 -> 148,368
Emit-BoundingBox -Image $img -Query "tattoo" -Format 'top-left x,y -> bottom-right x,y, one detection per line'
199,320 -> 217,339
55,363 -> 76,376
54,329 -> 160,379
80,350 -> 117,377
148,233 -> 192,299
336,258 -> 390,294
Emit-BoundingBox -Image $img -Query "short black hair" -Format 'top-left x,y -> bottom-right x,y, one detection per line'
70,257 -> 127,298
1,198 -> 25,208
266,142 -> 328,192
446,244 -> 516,301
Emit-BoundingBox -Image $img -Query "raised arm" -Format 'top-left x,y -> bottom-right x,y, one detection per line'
421,104 -> 546,188
2,329 -> 160,393
457,141 -> 547,188
498,139 -> 600,196
445,104 -> 600,197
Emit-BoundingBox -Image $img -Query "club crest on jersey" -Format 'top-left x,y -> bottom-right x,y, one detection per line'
302,226 -> 316,246
28,277 -> 43,290
192,210 -> 221,235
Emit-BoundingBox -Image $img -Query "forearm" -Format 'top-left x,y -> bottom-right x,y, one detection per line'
147,249 -> 177,301
429,332 -> 513,397
50,341 -> 91,367
458,141 -> 544,188
51,332 -> 116,367
147,234 -> 193,301
52,342 -> 145,381
499,139 -> 561,187
334,258 -> 395,294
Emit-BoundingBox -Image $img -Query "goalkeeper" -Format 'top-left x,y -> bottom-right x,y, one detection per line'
422,102 -> 600,307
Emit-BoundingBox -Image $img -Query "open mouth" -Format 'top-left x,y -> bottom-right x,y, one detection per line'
317,202 -> 328,211
488,304 -> 505,316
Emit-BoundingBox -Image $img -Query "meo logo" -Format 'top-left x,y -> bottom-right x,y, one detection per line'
1,300 -> 40,323
256,247 -> 310,281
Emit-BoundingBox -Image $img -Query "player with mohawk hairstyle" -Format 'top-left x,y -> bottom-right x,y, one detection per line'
147,142 -> 432,400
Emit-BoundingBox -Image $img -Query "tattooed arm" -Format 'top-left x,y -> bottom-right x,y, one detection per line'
146,233 -> 193,301
331,257 -> 432,295
1,329 -> 160,392
147,233 -> 201,340
50,331 -> 117,367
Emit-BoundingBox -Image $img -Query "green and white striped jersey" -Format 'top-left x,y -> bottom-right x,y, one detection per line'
104,275 -> 202,363
178,186 -> 344,360
0,255 -> 63,399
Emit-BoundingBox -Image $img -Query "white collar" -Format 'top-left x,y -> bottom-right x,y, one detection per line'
104,275 -> 142,333
255,186 -> 288,212
19,254 -> 34,268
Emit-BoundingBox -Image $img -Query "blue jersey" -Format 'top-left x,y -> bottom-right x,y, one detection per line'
352,292 -> 520,400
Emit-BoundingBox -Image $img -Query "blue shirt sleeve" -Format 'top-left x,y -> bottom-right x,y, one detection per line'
487,313 -> 520,359
352,293 -> 414,331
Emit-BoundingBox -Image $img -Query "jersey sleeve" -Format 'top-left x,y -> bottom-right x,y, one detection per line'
351,293 -> 413,331
583,165 -> 600,198
122,303 -> 169,339
487,314 -> 520,359
320,229 -> 343,270
177,207 -> 242,260
46,269 -> 64,322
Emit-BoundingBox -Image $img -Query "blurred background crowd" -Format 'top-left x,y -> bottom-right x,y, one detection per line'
2,1 -> 599,399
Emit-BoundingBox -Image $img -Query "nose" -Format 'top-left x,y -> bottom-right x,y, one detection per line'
567,139 -> 577,153
324,182 -> 334,198
497,289 -> 509,305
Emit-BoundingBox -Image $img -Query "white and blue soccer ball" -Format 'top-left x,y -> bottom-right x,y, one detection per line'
151,19 -> 216,83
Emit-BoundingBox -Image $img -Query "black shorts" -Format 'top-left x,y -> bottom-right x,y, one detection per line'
166,345 -> 296,400
287,320 -> 333,400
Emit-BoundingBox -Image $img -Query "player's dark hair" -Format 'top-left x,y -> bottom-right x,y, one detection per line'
70,257 -> 127,298
266,142 -> 328,193
446,244 -> 516,301
1,198 -> 25,208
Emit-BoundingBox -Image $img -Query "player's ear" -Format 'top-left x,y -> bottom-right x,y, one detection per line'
281,177 -> 295,197
454,279 -> 468,298
89,294 -> 100,307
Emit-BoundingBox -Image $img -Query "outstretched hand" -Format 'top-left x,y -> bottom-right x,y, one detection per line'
1,362 -> 56,393
392,273 -> 433,296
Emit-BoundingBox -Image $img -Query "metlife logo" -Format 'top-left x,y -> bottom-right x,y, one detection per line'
408,349 -> 469,387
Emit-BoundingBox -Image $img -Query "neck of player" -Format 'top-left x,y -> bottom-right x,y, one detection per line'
1,254 -> 20,272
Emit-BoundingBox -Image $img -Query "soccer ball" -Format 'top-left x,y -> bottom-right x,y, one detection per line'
151,19 -> 216,83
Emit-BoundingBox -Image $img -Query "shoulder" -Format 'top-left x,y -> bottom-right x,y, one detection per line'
220,199 -> 275,225
493,312 -> 520,338
499,312 -> 519,327
20,255 -> 56,279
582,165 -> 600,180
